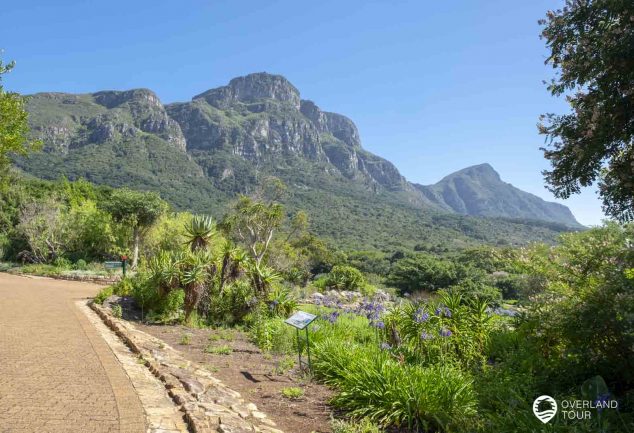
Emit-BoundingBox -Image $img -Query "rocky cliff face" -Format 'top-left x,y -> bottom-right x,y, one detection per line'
21,72 -> 581,229
163,73 -> 408,189
27,89 -> 186,153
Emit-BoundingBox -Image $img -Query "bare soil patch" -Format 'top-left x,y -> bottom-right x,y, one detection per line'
133,320 -> 335,433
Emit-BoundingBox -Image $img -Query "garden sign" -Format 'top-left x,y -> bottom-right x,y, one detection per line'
284,311 -> 317,374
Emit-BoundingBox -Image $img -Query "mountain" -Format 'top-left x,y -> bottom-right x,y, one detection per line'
15,73 -> 581,250
416,164 -> 582,227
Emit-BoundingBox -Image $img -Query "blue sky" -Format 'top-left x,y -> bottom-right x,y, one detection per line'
1,0 -> 605,225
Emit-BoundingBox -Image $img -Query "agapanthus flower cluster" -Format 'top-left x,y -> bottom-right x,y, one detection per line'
355,299 -> 386,321
372,320 -> 385,329
420,331 -> 434,340
440,328 -> 452,337
323,311 -> 340,324
434,305 -> 452,318
414,308 -> 430,323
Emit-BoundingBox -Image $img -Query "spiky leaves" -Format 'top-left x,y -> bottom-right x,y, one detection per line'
184,215 -> 216,252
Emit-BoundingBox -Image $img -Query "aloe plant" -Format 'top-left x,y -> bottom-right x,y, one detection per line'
184,215 -> 216,252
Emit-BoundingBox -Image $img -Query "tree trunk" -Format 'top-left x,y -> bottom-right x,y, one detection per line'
132,227 -> 140,269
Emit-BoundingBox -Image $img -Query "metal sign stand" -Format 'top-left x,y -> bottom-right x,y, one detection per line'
285,311 -> 317,375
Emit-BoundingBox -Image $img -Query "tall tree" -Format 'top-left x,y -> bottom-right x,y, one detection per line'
538,1 -> 634,221
101,188 -> 167,267
0,55 -> 40,189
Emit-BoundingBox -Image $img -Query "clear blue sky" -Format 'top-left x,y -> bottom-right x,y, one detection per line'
1,0 -> 605,225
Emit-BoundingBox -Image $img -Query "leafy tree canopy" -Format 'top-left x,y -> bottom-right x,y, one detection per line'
101,188 -> 168,229
539,0 -> 634,221
0,54 -> 40,188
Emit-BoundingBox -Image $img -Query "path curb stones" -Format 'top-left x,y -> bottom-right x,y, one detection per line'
90,302 -> 285,433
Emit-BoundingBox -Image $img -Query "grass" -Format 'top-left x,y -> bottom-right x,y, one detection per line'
204,344 -> 232,355
111,304 -> 123,318
331,418 -> 383,433
275,356 -> 296,375
281,387 -> 304,400
208,328 -> 235,342
179,333 -> 192,345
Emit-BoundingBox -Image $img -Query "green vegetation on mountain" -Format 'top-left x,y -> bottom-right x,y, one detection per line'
15,73 -> 582,251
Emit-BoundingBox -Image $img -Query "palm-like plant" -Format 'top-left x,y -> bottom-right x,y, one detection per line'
218,240 -> 248,293
184,215 -> 216,252
248,261 -> 282,296
181,259 -> 208,321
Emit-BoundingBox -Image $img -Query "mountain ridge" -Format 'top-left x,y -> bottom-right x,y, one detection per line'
415,163 -> 582,227
15,72 -> 582,249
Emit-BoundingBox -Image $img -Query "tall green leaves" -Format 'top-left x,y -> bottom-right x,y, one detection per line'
313,339 -> 477,431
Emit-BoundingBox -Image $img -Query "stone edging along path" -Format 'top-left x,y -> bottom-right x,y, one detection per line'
90,302 -> 285,433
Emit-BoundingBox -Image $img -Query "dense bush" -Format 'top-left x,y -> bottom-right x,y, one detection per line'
387,253 -> 460,294
324,265 -> 366,291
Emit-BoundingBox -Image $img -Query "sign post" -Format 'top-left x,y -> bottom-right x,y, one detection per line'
104,258 -> 127,277
284,311 -> 317,374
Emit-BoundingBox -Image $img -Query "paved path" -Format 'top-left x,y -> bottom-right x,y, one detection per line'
0,273 -> 146,433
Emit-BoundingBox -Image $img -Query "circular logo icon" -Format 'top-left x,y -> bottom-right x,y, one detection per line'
533,395 -> 558,424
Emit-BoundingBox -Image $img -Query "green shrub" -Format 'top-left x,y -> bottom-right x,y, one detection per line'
267,285 -> 298,317
159,289 -> 185,322
331,418 -> 384,433
281,387 -> 304,399
313,338 -> 477,431
73,259 -> 88,270
180,333 -> 192,345
248,315 -> 294,353
94,286 -> 114,304
324,265 -> 366,291
111,304 -> 122,318
204,344 -> 232,355
53,256 -> 72,269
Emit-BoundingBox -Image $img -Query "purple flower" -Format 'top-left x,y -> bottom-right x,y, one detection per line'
372,320 -> 385,329
440,328 -> 452,337
421,331 -> 434,340
444,307 -> 452,318
414,308 -> 430,323
380,342 -> 392,351
327,311 -> 340,324
434,307 -> 442,316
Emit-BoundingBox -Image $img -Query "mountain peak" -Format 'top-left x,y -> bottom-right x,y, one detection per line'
447,163 -> 500,181
418,163 -> 582,227
193,72 -> 300,109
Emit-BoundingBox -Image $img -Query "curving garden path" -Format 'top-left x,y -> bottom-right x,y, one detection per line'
0,273 -> 146,433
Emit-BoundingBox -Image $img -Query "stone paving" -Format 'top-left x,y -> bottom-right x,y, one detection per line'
0,273 -> 146,433
77,301 -> 188,433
